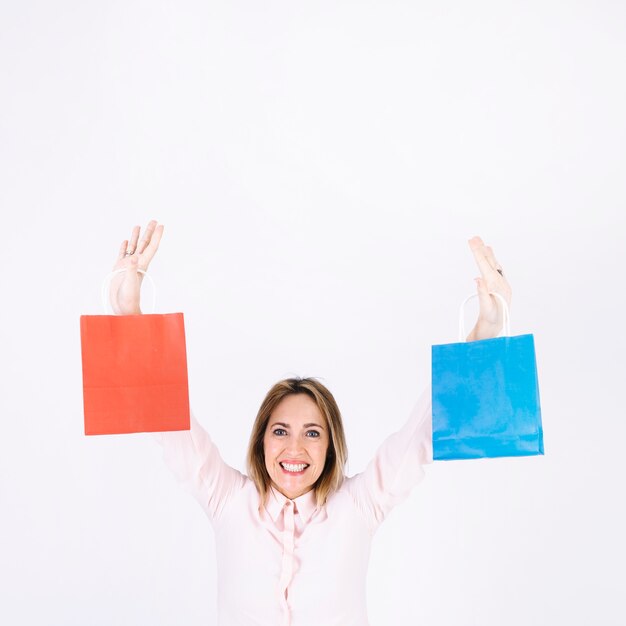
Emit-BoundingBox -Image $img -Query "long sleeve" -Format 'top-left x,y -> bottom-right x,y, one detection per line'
151,412 -> 247,523
344,385 -> 433,534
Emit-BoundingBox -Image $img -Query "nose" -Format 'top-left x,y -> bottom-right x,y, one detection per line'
285,437 -> 305,456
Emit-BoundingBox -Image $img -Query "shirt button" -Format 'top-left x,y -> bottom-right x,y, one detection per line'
285,501 -> 292,507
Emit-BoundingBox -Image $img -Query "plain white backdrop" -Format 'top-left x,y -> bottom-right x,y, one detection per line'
1,1 -> 625,624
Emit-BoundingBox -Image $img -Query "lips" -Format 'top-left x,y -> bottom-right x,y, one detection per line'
280,461 -> 310,474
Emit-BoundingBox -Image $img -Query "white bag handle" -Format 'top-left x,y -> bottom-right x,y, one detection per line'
100,268 -> 157,314
458,292 -> 511,342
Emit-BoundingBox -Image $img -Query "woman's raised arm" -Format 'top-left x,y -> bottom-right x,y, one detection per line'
345,236 -> 512,532
344,385 -> 433,534
152,414 -> 247,523
109,221 -> 246,521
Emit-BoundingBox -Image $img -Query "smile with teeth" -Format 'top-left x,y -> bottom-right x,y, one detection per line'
280,462 -> 309,473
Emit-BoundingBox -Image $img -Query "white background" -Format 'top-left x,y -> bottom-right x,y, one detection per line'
1,1 -> 625,624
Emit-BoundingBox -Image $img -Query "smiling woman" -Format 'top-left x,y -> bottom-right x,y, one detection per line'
262,394 -> 330,500
110,220 -> 512,626
249,377 -> 348,506
156,379 -> 433,626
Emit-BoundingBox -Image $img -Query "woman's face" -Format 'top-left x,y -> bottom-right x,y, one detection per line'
263,393 -> 329,500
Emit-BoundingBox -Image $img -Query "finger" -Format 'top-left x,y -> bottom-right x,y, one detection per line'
483,245 -> 503,274
483,245 -> 512,294
468,236 -> 497,279
475,276 -> 494,307
117,239 -> 128,261
121,254 -> 141,288
127,225 -> 140,254
137,219 -> 157,254
141,224 -> 164,264
469,236 -> 494,267
124,254 -> 141,297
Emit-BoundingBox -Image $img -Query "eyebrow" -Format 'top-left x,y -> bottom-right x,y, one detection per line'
270,422 -> 325,429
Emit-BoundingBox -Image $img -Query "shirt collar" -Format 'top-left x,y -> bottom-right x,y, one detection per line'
264,486 -> 318,524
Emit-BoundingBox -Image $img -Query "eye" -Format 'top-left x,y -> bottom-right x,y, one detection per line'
272,428 -> 287,436
306,430 -> 320,438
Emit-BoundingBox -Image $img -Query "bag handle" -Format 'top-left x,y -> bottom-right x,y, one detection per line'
458,292 -> 511,342
100,269 -> 157,314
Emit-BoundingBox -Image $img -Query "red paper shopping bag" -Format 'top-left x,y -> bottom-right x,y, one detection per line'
80,313 -> 190,435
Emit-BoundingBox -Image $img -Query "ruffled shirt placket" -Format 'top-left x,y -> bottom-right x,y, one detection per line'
260,488 -> 327,625
278,500 -> 296,626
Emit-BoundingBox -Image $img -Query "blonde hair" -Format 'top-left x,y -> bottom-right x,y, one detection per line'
246,377 -> 348,509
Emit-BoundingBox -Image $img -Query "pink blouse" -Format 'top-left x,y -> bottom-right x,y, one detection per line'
153,386 -> 433,626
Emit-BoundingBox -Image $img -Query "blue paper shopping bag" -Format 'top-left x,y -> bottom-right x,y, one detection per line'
432,293 -> 543,460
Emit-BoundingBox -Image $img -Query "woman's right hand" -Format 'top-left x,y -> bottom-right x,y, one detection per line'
110,220 -> 164,315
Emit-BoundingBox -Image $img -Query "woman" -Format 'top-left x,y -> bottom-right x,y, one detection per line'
109,221 -> 511,626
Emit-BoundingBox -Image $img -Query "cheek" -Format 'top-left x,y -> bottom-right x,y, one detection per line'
262,439 -> 271,466
313,442 -> 330,470
263,436 -> 280,467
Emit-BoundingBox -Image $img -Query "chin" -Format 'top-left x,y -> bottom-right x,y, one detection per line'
276,482 -> 314,499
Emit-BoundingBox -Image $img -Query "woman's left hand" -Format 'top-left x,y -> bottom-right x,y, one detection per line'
466,236 -> 512,342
